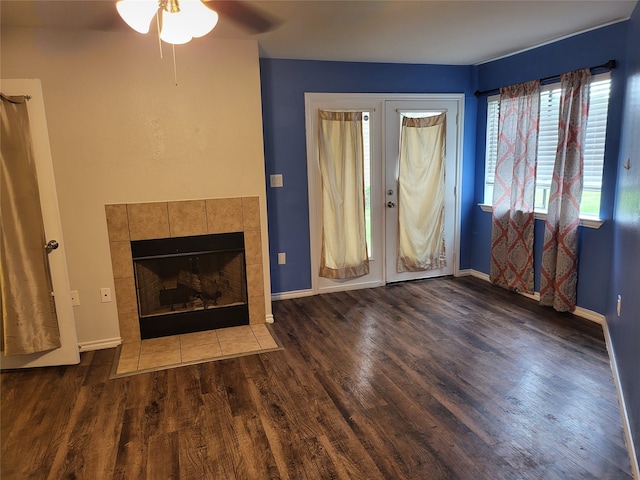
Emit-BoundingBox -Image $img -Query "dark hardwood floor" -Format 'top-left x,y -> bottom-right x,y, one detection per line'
1,276 -> 633,479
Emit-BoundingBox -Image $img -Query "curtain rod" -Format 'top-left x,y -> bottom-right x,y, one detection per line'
473,59 -> 616,97
0,93 -> 31,103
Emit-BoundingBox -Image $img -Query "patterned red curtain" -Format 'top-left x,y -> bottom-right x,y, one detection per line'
540,69 -> 591,311
490,81 -> 541,294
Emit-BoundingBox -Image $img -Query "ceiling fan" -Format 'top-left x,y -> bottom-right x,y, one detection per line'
205,0 -> 275,34
116,0 -> 278,44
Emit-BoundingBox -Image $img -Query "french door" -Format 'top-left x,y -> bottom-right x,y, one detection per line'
305,93 -> 463,295
385,100 -> 458,283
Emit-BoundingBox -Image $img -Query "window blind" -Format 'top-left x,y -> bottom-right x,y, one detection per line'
583,78 -> 610,192
484,73 -> 610,211
536,86 -> 562,189
484,97 -> 499,187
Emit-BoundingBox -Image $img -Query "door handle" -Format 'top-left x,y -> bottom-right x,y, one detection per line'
45,240 -> 59,252
387,201 -> 396,208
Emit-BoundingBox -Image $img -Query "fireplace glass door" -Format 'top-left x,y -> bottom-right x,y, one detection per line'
131,233 -> 249,339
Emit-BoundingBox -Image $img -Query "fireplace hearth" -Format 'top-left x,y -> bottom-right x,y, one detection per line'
132,233 -> 249,339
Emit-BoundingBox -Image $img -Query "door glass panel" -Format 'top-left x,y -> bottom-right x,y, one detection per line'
362,112 -> 372,258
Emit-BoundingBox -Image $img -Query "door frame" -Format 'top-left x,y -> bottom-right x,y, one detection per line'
305,93 -> 464,295
1,79 -> 80,368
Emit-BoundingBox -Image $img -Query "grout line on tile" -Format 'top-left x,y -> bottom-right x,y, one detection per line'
241,197 -> 246,228
125,204 -> 132,241
214,330 -> 223,356
135,341 -> 142,371
250,325 -> 265,350
165,202 -> 172,238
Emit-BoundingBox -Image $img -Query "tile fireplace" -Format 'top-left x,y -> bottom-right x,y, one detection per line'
105,197 -> 266,344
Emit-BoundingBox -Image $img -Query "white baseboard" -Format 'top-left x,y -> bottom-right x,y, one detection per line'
469,269 -> 490,282
265,314 -> 275,324
318,280 -> 386,295
573,306 -> 606,325
271,288 -> 315,301
602,320 -> 640,479
464,269 -> 604,324
456,268 -> 474,277
77,337 -> 122,352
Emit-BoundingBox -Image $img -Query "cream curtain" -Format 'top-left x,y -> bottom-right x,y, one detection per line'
318,110 -> 369,279
396,113 -> 447,272
1,93 -> 61,355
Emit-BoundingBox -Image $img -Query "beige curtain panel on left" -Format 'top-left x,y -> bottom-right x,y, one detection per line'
1,93 -> 61,355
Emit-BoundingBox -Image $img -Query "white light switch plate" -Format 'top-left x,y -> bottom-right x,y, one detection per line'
270,174 -> 283,188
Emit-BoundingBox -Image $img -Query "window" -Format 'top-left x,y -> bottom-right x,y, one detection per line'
484,73 -> 610,218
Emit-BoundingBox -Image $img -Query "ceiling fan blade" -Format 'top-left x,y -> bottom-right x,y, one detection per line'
205,1 -> 278,34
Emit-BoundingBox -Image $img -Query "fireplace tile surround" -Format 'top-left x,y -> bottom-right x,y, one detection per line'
105,197 -> 266,344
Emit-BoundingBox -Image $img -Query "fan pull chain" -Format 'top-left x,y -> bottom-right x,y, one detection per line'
172,44 -> 178,86
156,10 -> 163,59
155,8 -> 178,85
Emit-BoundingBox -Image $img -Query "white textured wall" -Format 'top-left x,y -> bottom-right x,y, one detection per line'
1,26 -> 271,346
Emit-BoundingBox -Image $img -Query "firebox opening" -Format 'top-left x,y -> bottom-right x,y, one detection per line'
131,232 -> 249,339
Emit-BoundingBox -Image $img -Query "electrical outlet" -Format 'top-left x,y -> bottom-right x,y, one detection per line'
278,252 -> 286,265
70,290 -> 80,306
101,288 -> 112,303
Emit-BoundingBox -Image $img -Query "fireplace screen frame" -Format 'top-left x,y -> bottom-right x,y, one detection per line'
131,232 -> 249,339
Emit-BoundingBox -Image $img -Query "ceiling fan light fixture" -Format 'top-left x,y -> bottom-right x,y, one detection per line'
159,7 -> 193,45
116,0 -> 158,34
117,0 -> 218,44
179,0 -> 219,38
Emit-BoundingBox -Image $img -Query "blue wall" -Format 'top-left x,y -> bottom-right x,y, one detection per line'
609,1 -> 640,463
471,23 -> 629,314
260,59 -> 476,294
259,16 -> 638,465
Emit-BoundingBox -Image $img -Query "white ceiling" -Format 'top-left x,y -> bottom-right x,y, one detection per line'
1,0 -> 637,65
